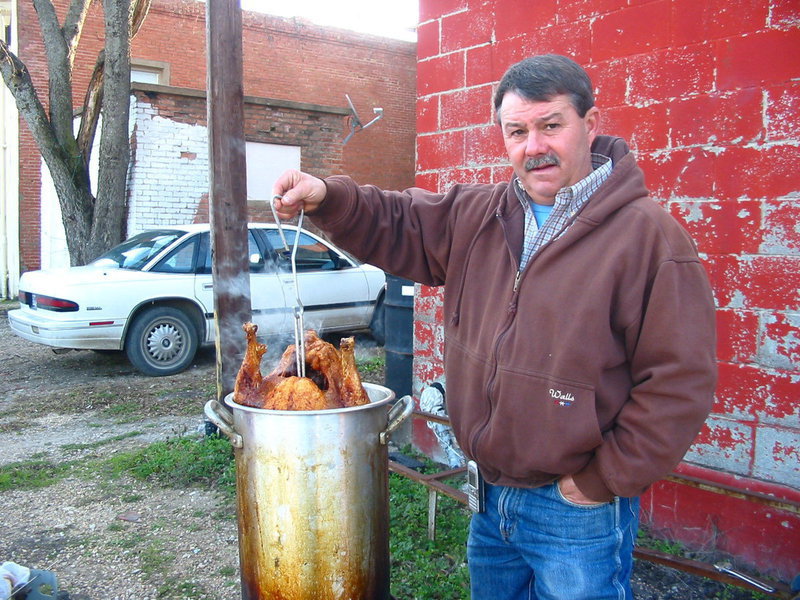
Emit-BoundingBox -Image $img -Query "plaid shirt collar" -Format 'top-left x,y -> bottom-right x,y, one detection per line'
516,153 -> 612,270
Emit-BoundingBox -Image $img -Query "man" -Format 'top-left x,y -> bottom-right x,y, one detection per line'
273,54 -> 717,599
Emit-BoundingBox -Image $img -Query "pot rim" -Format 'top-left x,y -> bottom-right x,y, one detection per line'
223,381 -> 396,416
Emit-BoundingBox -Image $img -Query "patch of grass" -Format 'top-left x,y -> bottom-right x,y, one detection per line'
148,382 -> 217,417
637,529 -> 686,555
0,420 -> 28,434
356,355 -> 385,379
47,387 -> 123,413
61,430 -> 143,451
121,493 -> 145,503
103,435 -> 235,494
212,508 -> 236,521
28,379 -> 215,417
110,531 -> 147,550
156,580 -> 209,600
708,585 -> 772,600
102,400 -> 142,420
159,384 -> 216,399
635,530 -> 772,600
388,453 -> 471,600
150,518 -> 170,531
140,539 -> 176,575
0,458 -> 79,491
93,477 -> 136,500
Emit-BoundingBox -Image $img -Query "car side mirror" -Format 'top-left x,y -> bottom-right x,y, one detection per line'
250,253 -> 265,270
332,255 -> 349,269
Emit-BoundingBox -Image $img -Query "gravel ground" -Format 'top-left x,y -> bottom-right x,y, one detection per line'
0,303 -> 239,599
0,302 -> 774,599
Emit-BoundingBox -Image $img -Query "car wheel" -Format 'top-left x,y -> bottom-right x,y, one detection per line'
125,306 -> 199,376
370,297 -> 386,346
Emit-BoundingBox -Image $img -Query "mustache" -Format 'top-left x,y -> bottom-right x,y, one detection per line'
525,155 -> 560,171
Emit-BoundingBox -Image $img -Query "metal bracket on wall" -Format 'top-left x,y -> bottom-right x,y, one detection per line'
343,94 -> 383,145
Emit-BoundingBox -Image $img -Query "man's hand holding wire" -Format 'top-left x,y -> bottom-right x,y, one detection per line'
272,170 -> 327,220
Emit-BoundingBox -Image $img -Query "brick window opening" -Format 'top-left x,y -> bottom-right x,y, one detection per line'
131,59 -> 171,85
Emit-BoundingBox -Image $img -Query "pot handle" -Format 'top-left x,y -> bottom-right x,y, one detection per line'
204,399 -> 243,448
380,394 -> 414,445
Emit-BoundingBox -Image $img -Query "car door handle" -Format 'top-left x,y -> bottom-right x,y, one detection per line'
202,283 -> 214,290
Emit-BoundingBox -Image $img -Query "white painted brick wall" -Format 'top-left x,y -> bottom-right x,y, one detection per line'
753,425 -> 800,483
128,99 -> 209,234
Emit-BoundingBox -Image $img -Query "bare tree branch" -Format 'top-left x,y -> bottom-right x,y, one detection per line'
76,50 -> 104,170
62,0 -> 95,65
131,0 -> 151,37
33,0 -> 76,150
75,0 -> 149,188
0,41 -> 60,165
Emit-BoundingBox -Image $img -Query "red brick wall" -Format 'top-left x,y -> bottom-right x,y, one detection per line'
128,0 -> 416,188
15,0 -> 49,273
415,0 -> 799,580
15,0 -> 416,269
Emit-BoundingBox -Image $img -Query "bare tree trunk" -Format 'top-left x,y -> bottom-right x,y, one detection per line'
88,0 -> 131,260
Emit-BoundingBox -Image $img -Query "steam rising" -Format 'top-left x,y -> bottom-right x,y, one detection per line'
211,253 -> 327,353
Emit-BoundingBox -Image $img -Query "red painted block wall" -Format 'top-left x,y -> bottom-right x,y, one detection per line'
15,0 -> 415,271
415,0 -> 799,580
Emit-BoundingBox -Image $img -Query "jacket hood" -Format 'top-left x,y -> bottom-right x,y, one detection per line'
592,134 -> 632,162
581,135 -> 650,223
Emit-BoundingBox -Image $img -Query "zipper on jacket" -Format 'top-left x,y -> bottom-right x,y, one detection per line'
465,198 -> 525,461
470,268 -> 521,461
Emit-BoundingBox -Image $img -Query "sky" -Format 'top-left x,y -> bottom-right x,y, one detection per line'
240,0 -> 419,41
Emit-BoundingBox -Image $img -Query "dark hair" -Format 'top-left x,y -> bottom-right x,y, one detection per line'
493,54 -> 595,120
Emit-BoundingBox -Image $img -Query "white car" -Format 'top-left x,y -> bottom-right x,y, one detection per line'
9,223 -> 386,376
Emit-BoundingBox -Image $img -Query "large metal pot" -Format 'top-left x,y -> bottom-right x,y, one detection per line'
205,383 -> 412,600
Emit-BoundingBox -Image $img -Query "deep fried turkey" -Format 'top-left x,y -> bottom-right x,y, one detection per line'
233,323 -> 370,411
339,336 -> 370,407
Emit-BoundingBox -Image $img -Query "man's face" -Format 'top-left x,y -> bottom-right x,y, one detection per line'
498,92 -> 600,205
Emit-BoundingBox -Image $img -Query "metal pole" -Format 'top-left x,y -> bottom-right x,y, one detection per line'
206,0 -> 251,406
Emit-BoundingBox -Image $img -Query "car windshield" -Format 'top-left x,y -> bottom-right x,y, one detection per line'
91,230 -> 187,270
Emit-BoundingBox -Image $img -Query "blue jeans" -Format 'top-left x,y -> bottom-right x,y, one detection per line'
467,481 -> 639,600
